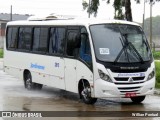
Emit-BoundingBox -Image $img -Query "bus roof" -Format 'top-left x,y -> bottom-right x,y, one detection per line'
7,18 -> 140,27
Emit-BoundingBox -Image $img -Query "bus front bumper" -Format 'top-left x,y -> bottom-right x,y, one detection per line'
94,78 -> 155,98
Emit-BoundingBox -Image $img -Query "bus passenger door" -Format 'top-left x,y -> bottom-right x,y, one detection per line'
64,27 -> 79,92
49,27 -> 66,89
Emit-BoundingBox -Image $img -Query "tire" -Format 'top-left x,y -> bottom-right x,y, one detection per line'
81,81 -> 97,104
35,83 -> 43,90
24,72 -> 36,90
130,96 -> 146,103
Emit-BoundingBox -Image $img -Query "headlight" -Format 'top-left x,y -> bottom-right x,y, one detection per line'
147,70 -> 155,81
98,69 -> 113,83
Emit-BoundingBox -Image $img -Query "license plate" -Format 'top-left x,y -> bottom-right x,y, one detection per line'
125,93 -> 137,98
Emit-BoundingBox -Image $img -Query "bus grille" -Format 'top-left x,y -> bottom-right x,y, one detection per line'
113,77 -> 145,94
118,86 -> 141,93
114,77 -> 145,81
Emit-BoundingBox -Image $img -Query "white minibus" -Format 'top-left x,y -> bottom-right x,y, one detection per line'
4,17 -> 155,104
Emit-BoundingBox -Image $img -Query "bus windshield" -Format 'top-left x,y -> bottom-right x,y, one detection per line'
90,24 -> 152,63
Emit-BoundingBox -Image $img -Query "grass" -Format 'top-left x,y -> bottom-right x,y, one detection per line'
153,51 -> 160,88
0,49 -> 3,58
153,51 -> 160,60
155,61 -> 160,88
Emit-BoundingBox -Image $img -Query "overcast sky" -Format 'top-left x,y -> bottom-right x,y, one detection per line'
0,0 -> 160,23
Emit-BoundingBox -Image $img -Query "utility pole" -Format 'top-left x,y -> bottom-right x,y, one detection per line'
142,0 -> 146,29
10,5 -> 12,21
150,1 -> 153,49
88,0 -> 91,18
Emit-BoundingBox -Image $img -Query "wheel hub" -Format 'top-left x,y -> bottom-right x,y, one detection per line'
81,87 -> 91,100
26,78 -> 32,89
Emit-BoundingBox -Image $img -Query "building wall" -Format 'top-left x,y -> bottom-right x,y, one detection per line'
0,22 -> 7,48
0,36 -> 4,48
0,29 -> 5,36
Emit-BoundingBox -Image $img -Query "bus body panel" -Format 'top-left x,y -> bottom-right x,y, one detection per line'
64,58 -> 77,92
4,51 -> 94,94
4,51 -> 66,89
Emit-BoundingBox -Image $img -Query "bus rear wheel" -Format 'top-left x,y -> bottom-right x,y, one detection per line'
24,72 -> 43,90
80,81 -> 97,104
24,72 -> 35,90
130,96 -> 146,103
35,83 -> 43,90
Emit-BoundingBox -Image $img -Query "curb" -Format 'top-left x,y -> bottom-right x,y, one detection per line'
0,60 -> 3,62
154,89 -> 160,95
0,58 -> 3,62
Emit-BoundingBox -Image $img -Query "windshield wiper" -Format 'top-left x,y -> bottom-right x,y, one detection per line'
114,37 -> 129,63
123,33 -> 144,63
114,34 -> 144,64
127,41 -> 144,63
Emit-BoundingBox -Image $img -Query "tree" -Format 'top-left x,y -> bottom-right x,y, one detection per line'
82,0 -> 99,17
113,0 -> 124,20
124,0 -> 132,21
82,0 -> 159,22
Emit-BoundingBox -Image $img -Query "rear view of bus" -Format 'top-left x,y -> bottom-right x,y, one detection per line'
91,23 -> 155,103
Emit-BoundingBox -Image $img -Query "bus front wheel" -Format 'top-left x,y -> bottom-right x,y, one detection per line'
80,81 -> 97,104
130,96 -> 146,103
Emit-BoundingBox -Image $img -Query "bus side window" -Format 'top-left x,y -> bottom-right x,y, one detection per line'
80,27 -> 92,66
66,30 -> 79,56
7,27 -> 18,49
49,27 -> 65,55
32,27 -> 48,53
18,27 -> 32,50
38,28 -> 48,52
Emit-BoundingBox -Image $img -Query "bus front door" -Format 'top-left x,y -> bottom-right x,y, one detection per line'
64,58 -> 77,92
64,28 -> 79,92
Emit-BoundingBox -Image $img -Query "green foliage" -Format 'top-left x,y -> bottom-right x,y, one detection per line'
155,61 -> 160,88
90,0 -> 100,16
113,0 -> 124,20
82,0 -> 99,17
143,16 -> 160,36
0,49 -> 3,58
153,51 -> 160,60
82,0 -> 136,21
153,51 -> 160,88
82,1 -> 88,10
82,0 -> 160,21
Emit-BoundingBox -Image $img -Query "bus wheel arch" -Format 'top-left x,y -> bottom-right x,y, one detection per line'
78,79 -> 97,104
